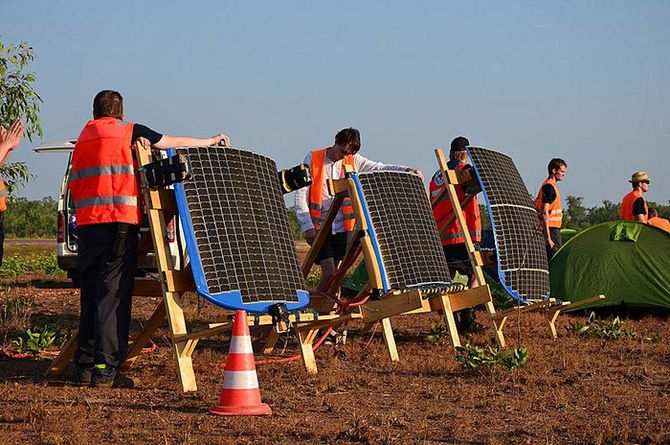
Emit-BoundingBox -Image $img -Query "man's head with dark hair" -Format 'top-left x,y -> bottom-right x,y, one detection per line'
548,158 -> 567,176
649,207 -> 659,218
93,90 -> 124,120
334,127 -> 361,154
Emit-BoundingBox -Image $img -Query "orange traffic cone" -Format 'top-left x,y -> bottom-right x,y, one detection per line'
210,310 -> 272,416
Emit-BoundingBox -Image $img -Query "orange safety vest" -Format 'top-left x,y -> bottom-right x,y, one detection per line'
649,216 -> 670,233
0,178 -> 7,212
430,162 -> 481,246
620,190 -> 648,223
308,148 -> 356,231
534,178 -> 562,228
70,117 -> 141,226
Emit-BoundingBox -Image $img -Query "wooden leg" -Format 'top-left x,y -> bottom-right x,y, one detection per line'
262,329 -> 280,355
44,333 -> 78,378
294,327 -> 318,374
124,299 -> 166,368
163,291 -> 197,392
485,301 -> 506,348
380,318 -> 399,362
548,309 -> 561,339
439,296 -> 461,349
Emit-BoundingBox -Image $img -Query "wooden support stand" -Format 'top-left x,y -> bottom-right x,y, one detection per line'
45,143 -> 354,391
301,160 -> 505,364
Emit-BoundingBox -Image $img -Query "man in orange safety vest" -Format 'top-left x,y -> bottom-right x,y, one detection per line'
534,158 -> 567,260
620,171 -> 651,223
71,90 -> 231,388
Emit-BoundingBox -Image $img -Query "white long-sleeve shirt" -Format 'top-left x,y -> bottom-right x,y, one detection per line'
294,151 -> 409,234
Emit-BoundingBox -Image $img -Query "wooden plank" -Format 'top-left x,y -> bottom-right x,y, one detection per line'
163,270 -> 197,292
43,334 -> 78,377
491,298 -> 556,320
360,289 -> 424,322
301,194 -> 344,277
328,178 -> 350,195
294,327 -> 318,374
438,294 -> 461,348
146,188 -> 177,211
124,299 -> 166,367
446,285 -> 493,313
380,318 -> 399,362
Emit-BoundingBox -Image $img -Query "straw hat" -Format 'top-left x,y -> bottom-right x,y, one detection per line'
629,171 -> 651,183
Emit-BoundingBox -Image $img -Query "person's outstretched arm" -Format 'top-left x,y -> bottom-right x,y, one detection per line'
0,120 -> 24,165
153,132 -> 231,149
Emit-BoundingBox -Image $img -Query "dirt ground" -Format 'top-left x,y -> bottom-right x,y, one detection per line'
1,242 -> 670,445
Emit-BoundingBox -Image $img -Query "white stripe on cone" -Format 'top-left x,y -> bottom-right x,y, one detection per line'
223,370 -> 260,389
229,335 -> 253,354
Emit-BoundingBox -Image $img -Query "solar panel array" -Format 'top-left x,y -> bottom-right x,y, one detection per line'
179,147 -> 306,304
466,146 -> 550,300
357,171 -> 452,290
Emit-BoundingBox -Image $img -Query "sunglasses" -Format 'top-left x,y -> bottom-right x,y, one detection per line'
641,180 -> 650,184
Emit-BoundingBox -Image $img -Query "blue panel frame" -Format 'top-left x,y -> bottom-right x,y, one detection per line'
167,148 -> 309,313
350,173 -> 391,293
465,147 -> 543,303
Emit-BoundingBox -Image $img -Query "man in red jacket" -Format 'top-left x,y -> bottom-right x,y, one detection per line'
71,90 -> 230,387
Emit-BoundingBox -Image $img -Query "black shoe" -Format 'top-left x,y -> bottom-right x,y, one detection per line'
92,366 -> 136,389
75,364 -> 95,386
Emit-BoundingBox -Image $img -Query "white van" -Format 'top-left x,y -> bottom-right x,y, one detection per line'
33,141 -> 185,285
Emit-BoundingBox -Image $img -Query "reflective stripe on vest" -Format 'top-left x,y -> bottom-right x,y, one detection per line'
533,178 -> 562,228
430,161 -> 482,246
70,165 -> 135,181
620,190 -> 647,223
70,118 -> 141,226
308,148 -> 356,231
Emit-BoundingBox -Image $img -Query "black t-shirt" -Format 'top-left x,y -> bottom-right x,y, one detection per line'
132,124 -> 163,145
541,183 -> 556,205
632,197 -> 647,216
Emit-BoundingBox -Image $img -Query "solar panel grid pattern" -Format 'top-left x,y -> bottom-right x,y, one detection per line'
358,171 -> 452,290
467,147 -> 550,299
180,147 -> 305,303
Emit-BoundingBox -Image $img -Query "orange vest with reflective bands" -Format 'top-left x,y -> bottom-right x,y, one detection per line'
0,178 -> 7,212
308,148 -> 356,232
534,178 -> 562,228
620,190 -> 648,223
649,216 -> 670,233
430,162 -> 481,246
70,117 -> 141,226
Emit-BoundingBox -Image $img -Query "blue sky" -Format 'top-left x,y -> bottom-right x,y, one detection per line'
2,0 -> 669,206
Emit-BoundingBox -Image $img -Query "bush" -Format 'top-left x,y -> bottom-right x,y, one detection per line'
1,253 -> 62,277
566,311 -> 638,340
3,197 -> 57,238
455,342 -> 528,372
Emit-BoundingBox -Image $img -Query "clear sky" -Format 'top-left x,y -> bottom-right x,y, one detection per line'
2,0 -> 669,206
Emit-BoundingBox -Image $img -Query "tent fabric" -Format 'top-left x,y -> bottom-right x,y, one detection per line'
550,221 -> 670,309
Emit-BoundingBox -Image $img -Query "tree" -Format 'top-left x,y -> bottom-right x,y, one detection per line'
564,195 -> 589,230
0,38 -> 42,196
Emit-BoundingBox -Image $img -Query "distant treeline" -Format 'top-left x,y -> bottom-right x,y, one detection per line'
2,197 -> 668,240
3,197 -> 57,238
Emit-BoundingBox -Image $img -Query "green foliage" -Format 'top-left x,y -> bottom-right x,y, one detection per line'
305,269 -> 321,288
425,322 -> 450,343
13,325 -> 59,355
479,204 -> 491,231
1,253 -> 62,277
0,288 -> 34,323
3,197 -> 57,238
566,311 -> 638,340
286,206 -> 305,240
0,39 -> 43,140
455,342 -> 528,372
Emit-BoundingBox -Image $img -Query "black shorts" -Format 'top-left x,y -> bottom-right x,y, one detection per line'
316,231 -> 348,264
443,242 -> 479,277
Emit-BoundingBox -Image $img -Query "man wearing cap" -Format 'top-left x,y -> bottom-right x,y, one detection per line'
534,158 -> 567,259
620,171 -> 651,223
430,136 -> 481,331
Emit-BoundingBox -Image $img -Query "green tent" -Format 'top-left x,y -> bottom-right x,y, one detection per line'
550,221 -> 670,309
